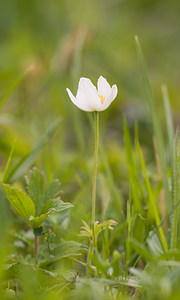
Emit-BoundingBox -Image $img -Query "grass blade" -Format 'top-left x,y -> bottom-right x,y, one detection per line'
3,138 -> 16,182
136,140 -> 168,252
171,131 -> 180,249
135,36 -> 171,213
123,118 -> 144,212
161,85 -> 174,169
0,66 -> 34,110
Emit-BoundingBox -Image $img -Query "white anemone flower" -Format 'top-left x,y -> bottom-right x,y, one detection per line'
66,76 -> 118,112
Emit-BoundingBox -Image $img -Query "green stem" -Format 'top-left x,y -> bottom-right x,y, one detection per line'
87,237 -> 93,277
34,235 -> 38,265
87,111 -> 99,277
92,111 -> 99,243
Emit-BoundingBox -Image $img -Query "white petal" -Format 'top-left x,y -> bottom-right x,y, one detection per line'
98,84 -> 118,111
107,84 -> 118,102
97,76 -> 111,99
76,77 -> 101,111
66,88 -> 91,111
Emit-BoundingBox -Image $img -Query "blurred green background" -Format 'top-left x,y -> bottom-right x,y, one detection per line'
1,1 -> 180,298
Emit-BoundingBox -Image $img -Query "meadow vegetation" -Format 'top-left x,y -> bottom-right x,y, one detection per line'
0,1 -> 180,299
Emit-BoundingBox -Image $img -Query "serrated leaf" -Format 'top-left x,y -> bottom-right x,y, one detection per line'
79,220 -> 92,238
41,198 -> 73,215
29,199 -> 73,228
0,182 -> 35,221
95,220 -> 117,237
25,167 -> 45,216
42,179 -> 61,203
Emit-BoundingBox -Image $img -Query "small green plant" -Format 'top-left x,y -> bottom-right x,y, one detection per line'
0,167 -> 73,264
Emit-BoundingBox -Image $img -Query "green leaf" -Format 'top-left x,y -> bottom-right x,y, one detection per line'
42,179 -> 61,203
25,167 -> 45,216
147,231 -> 163,257
0,182 -> 35,221
135,36 -> 171,213
131,214 -> 145,244
29,199 -> 73,228
79,220 -> 92,238
95,220 -> 118,238
41,198 -> 73,215
40,241 -> 84,267
29,213 -> 49,228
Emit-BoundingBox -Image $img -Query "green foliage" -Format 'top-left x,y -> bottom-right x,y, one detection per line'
171,131 -> 180,249
1,167 -> 73,229
26,167 -> 45,215
0,182 -> 36,221
1,1 -> 180,298
40,240 -> 85,267
135,36 -> 171,213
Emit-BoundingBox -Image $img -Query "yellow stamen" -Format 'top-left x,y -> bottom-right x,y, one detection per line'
99,95 -> 105,104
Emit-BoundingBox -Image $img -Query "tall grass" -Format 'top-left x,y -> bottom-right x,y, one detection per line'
1,32 -> 180,300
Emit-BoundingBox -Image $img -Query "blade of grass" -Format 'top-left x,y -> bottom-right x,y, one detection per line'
135,36 -> 171,213
3,138 -> 16,182
136,140 -> 168,252
161,84 -> 174,169
171,131 -> 180,249
0,66 -> 34,110
126,184 -> 132,263
123,118 -> 144,212
153,137 -> 166,222
6,118 -> 61,183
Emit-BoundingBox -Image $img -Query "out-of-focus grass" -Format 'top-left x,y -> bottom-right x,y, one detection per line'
1,0 -> 180,299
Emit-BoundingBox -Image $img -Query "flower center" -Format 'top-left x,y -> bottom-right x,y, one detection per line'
99,95 -> 105,104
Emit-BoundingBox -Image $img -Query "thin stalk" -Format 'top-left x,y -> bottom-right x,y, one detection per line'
87,111 -> 99,277
92,111 -> 99,241
87,237 -> 93,277
34,235 -> 39,265
153,137 -> 166,223
171,131 -> 179,249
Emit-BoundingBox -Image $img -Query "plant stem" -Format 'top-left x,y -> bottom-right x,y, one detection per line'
92,111 -> 99,243
34,235 -> 39,265
87,111 -> 99,277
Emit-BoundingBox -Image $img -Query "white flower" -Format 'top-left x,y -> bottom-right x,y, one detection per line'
66,76 -> 118,112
